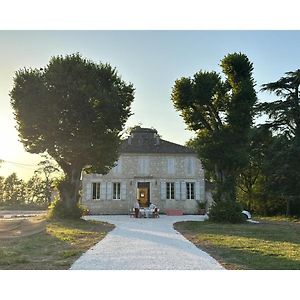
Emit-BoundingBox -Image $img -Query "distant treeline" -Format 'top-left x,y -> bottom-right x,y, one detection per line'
0,173 -> 53,209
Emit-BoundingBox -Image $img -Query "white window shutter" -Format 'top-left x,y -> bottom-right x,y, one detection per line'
86,183 -> 92,201
107,182 -> 112,200
175,181 -> 180,200
195,181 -> 200,201
181,182 -> 186,200
121,182 -> 126,200
160,181 -> 166,200
100,182 -> 106,200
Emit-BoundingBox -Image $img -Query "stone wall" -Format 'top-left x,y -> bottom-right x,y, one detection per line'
81,153 -> 209,214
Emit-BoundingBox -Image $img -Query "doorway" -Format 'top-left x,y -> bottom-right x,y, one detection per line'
137,182 -> 150,207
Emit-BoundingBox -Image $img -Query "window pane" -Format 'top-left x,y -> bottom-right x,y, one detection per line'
92,183 -> 96,199
117,183 -> 121,199
166,183 -> 170,199
186,183 -> 190,199
113,182 -> 121,199
171,183 -> 174,199
92,183 -> 100,200
113,183 -> 116,199
191,183 -> 195,199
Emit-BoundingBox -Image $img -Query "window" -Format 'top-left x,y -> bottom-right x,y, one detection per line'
167,157 -> 175,174
92,182 -> 100,200
139,156 -> 149,175
113,182 -> 121,200
186,157 -> 195,175
166,182 -> 175,200
186,182 -> 195,200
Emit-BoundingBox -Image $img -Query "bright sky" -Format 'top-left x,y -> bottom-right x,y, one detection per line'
1,30 -> 300,179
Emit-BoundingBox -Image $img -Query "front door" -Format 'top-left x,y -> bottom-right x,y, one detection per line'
137,182 -> 150,207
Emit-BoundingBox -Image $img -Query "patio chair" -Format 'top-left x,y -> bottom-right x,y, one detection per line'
152,207 -> 160,218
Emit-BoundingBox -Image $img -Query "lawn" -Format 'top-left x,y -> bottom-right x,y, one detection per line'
0,218 -> 114,269
174,217 -> 300,270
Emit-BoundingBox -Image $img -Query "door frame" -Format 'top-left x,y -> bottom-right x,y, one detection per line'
136,181 -> 151,207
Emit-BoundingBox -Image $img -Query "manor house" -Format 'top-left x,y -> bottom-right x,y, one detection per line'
81,127 -> 206,214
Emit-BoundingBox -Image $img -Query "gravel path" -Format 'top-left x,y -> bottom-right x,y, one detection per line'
70,215 -> 224,270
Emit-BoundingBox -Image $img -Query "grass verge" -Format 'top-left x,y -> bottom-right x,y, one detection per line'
174,217 -> 300,270
0,218 -> 114,269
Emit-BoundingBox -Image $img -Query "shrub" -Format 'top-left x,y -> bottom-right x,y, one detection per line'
208,200 -> 245,223
47,198 -> 88,220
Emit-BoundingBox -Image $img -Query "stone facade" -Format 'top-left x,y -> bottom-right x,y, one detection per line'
81,127 -> 207,214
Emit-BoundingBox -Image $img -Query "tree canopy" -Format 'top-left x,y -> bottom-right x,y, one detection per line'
172,53 -> 257,221
10,53 -> 134,216
258,69 -> 300,215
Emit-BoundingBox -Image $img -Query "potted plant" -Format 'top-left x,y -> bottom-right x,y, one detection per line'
197,201 -> 207,215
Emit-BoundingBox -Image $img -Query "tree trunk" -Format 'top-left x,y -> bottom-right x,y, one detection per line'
58,165 -> 82,215
214,165 -> 237,203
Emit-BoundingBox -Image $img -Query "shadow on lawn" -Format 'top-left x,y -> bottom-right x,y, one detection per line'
197,242 -> 300,270
176,221 -> 300,245
0,219 -> 114,270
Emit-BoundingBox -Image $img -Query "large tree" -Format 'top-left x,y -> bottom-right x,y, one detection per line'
260,69 -> 300,141
172,53 -> 257,217
259,69 -> 300,215
10,53 -> 134,216
34,155 -> 60,205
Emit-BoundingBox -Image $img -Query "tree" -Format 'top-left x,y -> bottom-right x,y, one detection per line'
259,70 -> 300,216
237,126 -> 273,211
34,155 -> 61,204
260,69 -> 300,141
3,173 -> 26,206
10,53 -> 134,217
26,174 -> 48,206
0,176 -> 4,204
261,135 -> 300,216
172,53 -> 257,221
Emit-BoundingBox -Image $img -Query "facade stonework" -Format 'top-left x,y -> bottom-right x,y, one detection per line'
81,128 -> 207,214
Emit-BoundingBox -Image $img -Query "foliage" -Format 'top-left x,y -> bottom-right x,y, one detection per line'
35,154 -> 61,204
0,173 -> 52,209
0,176 -> 4,204
172,52 -> 257,222
26,174 -> 47,205
208,200 -> 244,223
237,127 -> 300,216
259,69 -> 300,140
47,198 -> 89,220
196,200 -> 207,210
2,173 -> 26,206
10,53 -> 134,217
258,69 -> 300,216
262,135 -> 300,215
237,126 -> 273,211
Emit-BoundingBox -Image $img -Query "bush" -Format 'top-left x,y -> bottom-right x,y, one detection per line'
208,200 -> 245,223
48,198 -> 88,219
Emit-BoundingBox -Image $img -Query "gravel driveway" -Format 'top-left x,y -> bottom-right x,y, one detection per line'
70,215 -> 224,270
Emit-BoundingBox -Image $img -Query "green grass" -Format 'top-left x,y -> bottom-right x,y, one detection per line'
0,218 -> 114,269
174,217 -> 300,270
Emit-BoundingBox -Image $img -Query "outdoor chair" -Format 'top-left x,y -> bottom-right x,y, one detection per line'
152,208 -> 160,218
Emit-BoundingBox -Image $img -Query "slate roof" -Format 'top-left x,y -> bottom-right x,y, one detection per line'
120,127 -> 195,154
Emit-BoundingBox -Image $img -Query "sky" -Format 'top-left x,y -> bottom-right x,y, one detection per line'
1,30 -> 300,179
